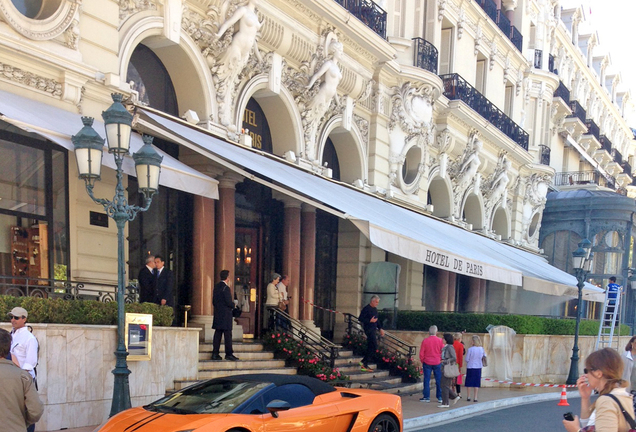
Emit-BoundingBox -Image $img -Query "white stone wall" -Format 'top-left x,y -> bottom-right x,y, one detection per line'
1,323 -> 199,430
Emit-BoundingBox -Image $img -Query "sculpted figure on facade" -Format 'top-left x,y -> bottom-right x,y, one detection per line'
483,152 -> 512,222
520,173 -> 552,246
450,131 -> 483,218
387,82 -> 434,192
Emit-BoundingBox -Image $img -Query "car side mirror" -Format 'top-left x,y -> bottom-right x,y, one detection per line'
266,400 -> 291,418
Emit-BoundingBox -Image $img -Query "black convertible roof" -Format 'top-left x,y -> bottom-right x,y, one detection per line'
214,374 -> 337,396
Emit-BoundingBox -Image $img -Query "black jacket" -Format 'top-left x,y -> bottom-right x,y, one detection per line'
155,268 -> 174,307
213,281 -> 235,330
359,304 -> 382,334
137,266 -> 156,304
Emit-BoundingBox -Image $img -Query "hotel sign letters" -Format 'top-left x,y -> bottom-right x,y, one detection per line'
424,250 -> 484,276
242,98 -> 272,153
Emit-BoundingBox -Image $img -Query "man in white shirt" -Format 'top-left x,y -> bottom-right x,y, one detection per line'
276,275 -> 290,312
9,307 -> 38,381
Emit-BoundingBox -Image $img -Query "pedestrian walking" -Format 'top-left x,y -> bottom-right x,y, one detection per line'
563,348 -> 635,432
0,328 -> 43,432
439,333 -> 460,408
453,332 -> 465,396
621,336 -> 636,391
465,334 -> 484,402
419,325 -> 444,403
358,295 -> 384,372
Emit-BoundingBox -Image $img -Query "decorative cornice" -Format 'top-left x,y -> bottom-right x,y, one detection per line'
0,61 -> 63,97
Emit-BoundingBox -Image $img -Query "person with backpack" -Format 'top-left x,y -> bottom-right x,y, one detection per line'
9,307 -> 39,432
563,348 -> 636,432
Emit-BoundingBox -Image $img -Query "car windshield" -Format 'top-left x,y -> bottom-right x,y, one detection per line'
145,380 -> 271,414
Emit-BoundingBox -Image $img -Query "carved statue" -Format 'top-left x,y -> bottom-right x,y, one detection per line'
215,0 -> 262,73
306,33 -> 343,114
456,134 -> 483,190
486,155 -> 511,206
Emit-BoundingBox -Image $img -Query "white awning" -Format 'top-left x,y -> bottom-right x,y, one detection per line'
137,108 -> 600,299
0,90 -> 218,200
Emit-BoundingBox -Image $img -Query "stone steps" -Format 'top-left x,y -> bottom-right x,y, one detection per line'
198,351 -> 275,361
199,358 -> 287,370
198,366 -> 297,380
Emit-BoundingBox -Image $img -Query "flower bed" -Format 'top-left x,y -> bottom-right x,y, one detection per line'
263,331 -> 348,383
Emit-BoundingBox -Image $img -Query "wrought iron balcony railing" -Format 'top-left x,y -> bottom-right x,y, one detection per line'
412,37 -> 438,74
584,118 -> 600,140
554,81 -> 570,103
440,73 -> 529,150
549,54 -> 556,73
622,161 -> 632,176
554,170 -> 609,187
476,0 -> 522,52
539,144 -> 551,166
479,0 -> 498,23
497,9 -> 511,38
567,100 -> 586,124
534,49 -> 543,69
333,0 -> 387,39
612,148 -> 623,164
599,135 -> 612,153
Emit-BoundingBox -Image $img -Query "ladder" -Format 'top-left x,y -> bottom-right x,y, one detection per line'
595,288 -> 622,350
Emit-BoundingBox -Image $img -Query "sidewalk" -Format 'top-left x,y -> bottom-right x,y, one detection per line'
44,385 -> 577,432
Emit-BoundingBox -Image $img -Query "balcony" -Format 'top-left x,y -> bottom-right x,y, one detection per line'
599,135 -> 612,153
584,118 -> 600,140
412,37 -> 438,74
549,54 -> 556,73
567,100 -> 586,124
333,0 -> 387,38
612,148 -> 623,164
440,73 -> 529,151
554,81 -> 570,104
621,161 -> 632,176
554,170 -> 614,189
539,144 -> 551,166
534,49 -> 543,69
476,0 -> 523,52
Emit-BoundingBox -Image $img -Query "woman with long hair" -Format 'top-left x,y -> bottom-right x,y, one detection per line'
621,336 -> 636,391
464,335 -> 484,402
453,332 -> 465,397
563,348 -> 635,432
439,333 -> 460,408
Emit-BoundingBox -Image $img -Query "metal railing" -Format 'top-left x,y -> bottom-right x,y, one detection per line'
554,81 -> 570,103
476,0 -> 522,52
584,118 -> 600,140
568,100 -> 586,124
600,135 -> 612,153
0,275 -> 138,303
440,73 -> 529,150
267,307 -> 339,368
534,49 -> 543,69
549,54 -> 556,73
510,27 -> 523,51
497,9 -> 511,39
553,170 -> 616,188
333,0 -> 387,39
343,313 -> 416,362
539,144 -> 551,166
412,37 -> 438,74
479,0 -> 498,23
622,161 -> 632,176
612,148 -> 623,164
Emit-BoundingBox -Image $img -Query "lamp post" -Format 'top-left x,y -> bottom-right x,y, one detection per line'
566,239 -> 593,385
72,94 -> 162,416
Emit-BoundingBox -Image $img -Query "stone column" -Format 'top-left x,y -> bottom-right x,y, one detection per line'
214,173 -> 243,340
281,198 -> 302,318
466,277 -> 481,312
300,205 -> 317,325
447,272 -> 457,311
436,269 -> 450,311
190,195 -> 215,341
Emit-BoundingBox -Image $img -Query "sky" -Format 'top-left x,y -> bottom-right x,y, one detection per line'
576,0 -> 636,126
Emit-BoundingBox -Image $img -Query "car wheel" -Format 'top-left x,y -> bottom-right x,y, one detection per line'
368,414 -> 399,432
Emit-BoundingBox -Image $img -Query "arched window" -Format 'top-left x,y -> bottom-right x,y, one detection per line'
242,98 -> 273,154
321,137 -> 341,181
126,44 -> 178,116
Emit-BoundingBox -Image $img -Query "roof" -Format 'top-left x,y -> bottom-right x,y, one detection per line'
217,374 -> 337,396
547,189 -> 628,200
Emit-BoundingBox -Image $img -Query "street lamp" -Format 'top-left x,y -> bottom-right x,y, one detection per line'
566,239 -> 593,385
72,94 -> 163,416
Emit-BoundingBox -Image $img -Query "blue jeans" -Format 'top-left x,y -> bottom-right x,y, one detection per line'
422,363 -> 442,400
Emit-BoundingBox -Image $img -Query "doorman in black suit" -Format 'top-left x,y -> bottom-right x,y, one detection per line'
137,255 -> 156,303
154,255 -> 174,307
212,270 -> 239,361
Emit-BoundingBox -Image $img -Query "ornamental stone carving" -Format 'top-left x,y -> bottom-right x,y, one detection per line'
387,82 -> 435,194
482,152 -> 512,223
520,173 -> 552,245
119,0 -> 157,23
450,130 -> 483,218
0,0 -> 80,41
0,61 -> 62,97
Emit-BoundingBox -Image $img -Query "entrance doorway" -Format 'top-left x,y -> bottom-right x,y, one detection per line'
235,227 -> 260,337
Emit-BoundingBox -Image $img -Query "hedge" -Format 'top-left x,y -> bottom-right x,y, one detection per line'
0,295 -> 174,327
380,311 -> 630,336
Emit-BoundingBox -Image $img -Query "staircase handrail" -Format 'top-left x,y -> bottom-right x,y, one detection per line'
343,313 -> 416,361
267,308 -> 339,368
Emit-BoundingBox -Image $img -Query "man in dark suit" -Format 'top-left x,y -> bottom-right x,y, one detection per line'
154,255 -> 174,307
212,270 -> 239,361
137,255 -> 156,303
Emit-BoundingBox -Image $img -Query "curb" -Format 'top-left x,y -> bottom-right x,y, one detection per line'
403,391 -> 580,430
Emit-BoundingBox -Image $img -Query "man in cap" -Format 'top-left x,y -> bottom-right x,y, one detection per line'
0,328 -> 43,431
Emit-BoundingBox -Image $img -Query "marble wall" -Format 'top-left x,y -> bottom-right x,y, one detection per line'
393,330 -> 632,386
1,323 -> 199,430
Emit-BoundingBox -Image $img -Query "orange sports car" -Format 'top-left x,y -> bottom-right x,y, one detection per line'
95,374 -> 402,432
